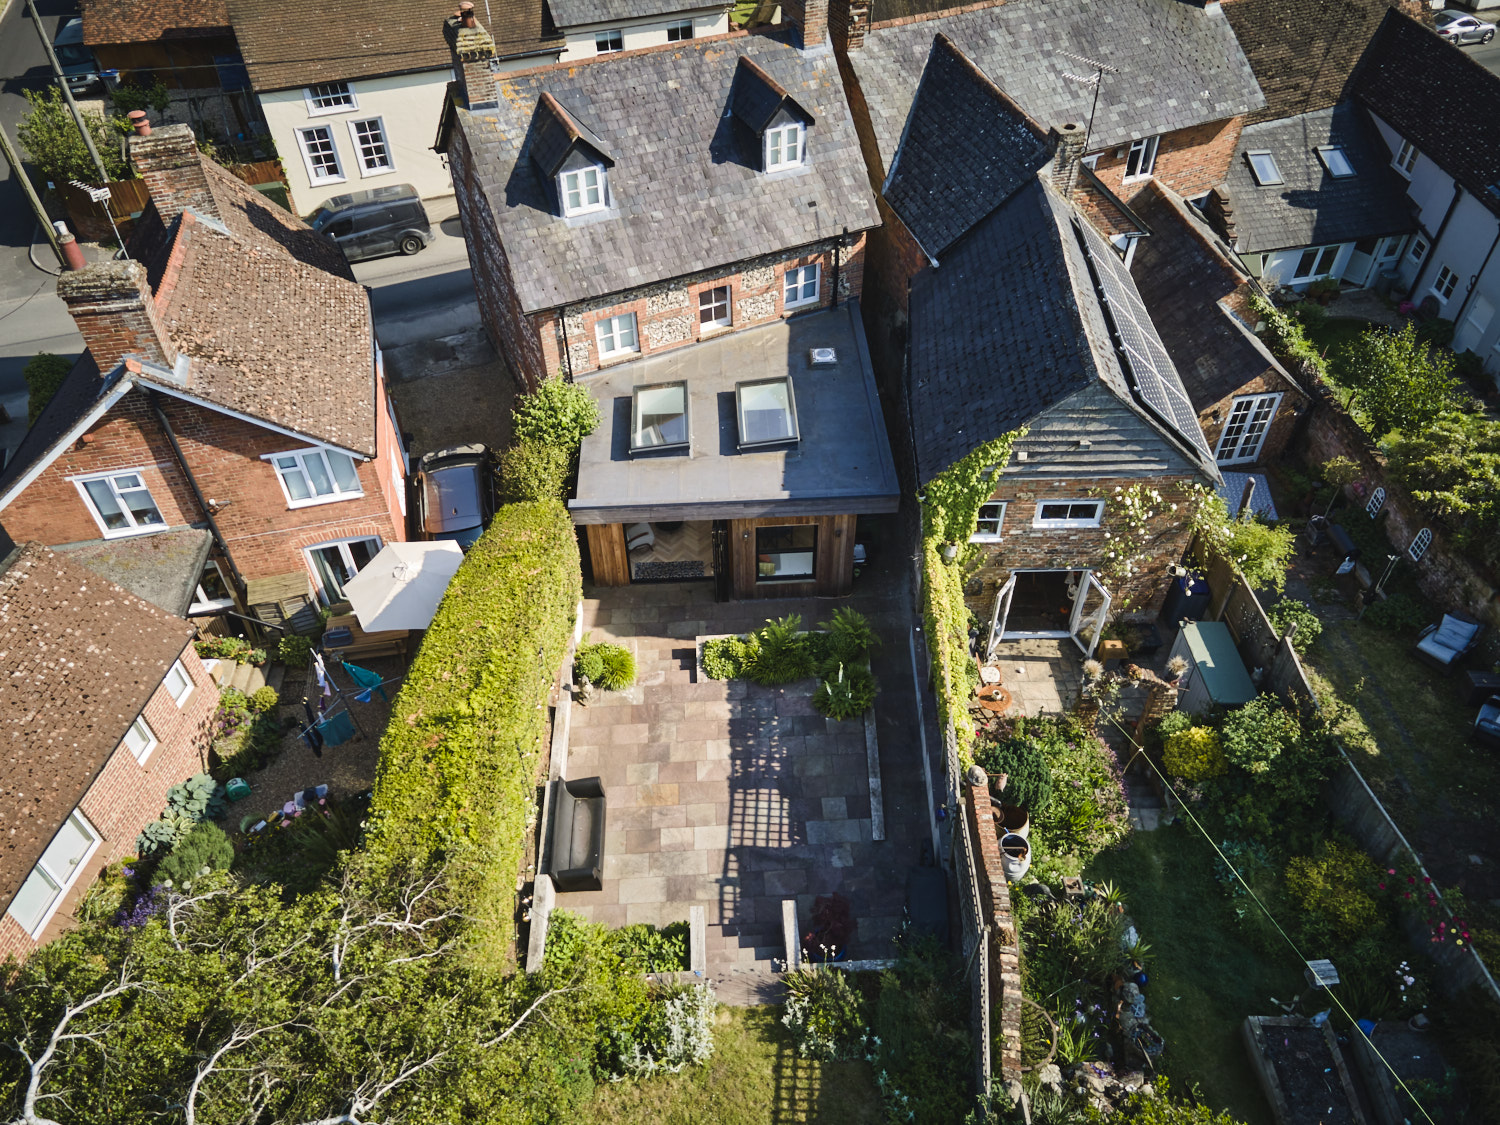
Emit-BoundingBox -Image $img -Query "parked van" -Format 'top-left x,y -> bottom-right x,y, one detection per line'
53,18 -> 100,94
308,184 -> 432,263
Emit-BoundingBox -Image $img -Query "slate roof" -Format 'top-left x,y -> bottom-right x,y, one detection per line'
228,0 -> 559,90
849,0 -> 1264,175
455,28 -> 878,313
1352,10 -> 1500,220
81,0 -> 229,44
1129,180 -> 1299,412
1223,103 -> 1414,253
908,177 -> 1217,484
54,529 -> 214,617
0,543 -> 194,913
0,353 -> 108,503
883,34 -> 1051,259
548,0 -> 724,27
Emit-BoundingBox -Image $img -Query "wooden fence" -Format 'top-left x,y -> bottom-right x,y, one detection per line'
62,159 -> 290,242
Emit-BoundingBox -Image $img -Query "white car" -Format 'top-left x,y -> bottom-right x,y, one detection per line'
1435,10 -> 1496,44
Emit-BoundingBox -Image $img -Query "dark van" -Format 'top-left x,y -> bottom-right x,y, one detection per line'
309,184 -> 433,263
53,18 -> 100,94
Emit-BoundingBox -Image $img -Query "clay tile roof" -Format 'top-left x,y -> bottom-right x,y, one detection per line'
81,0 -> 230,45
227,0 -> 561,91
0,543 -> 193,912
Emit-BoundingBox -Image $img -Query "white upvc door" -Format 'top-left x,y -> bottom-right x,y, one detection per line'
1456,295 -> 1495,355
1069,572 -> 1112,659
985,573 -> 1017,661
1215,393 -> 1283,465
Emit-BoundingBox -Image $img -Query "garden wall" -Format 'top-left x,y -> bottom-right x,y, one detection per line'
966,779 -> 1024,1086
1204,560 -> 1500,1002
1303,399 -> 1500,626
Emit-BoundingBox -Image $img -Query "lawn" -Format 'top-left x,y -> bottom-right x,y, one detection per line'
584,1006 -> 884,1125
1087,824 -> 1305,1125
1299,315 -> 1370,404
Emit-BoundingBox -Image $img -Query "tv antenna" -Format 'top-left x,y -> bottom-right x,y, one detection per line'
1054,49 -> 1118,152
71,180 -> 128,258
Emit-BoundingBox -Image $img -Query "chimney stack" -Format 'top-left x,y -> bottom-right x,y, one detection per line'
1047,123 -> 1087,197
444,5 -> 498,110
782,0 -> 829,48
129,123 -> 217,225
57,260 -> 175,372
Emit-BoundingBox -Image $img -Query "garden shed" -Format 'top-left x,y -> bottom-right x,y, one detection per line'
1168,621 -> 1257,715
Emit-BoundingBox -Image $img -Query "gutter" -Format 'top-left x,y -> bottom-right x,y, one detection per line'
1407,183 -> 1463,302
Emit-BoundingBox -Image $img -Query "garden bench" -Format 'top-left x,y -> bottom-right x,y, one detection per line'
547,776 -> 607,892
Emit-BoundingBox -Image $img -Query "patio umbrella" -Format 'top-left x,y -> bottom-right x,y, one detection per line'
342,541 -> 464,632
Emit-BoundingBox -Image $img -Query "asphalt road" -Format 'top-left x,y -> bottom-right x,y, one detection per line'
1459,31 -> 1500,77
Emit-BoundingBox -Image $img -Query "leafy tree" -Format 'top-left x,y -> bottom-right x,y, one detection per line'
511,377 -> 600,451
1387,413 -> 1500,571
1219,694 -> 1303,775
1339,322 -> 1462,438
1189,489 -> 1296,594
16,88 -> 129,186
22,353 -> 71,426
108,80 -> 170,116
1267,599 -> 1322,655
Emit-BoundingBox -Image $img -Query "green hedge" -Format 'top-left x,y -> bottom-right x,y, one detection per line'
362,500 -> 580,969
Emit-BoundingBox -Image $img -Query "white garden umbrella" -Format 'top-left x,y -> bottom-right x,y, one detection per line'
343,541 -> 464,632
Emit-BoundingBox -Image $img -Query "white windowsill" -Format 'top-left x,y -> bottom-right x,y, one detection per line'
356,164 -> 397,180
307,104 -> 356,118
100,524 -> 169,540
1032,521 -> 1103,530
596,349 -> 640,367
1121,173 -> 1154,184
969,535 -> 1004,543
285,492 -> 364,510
310,174 -> 348,185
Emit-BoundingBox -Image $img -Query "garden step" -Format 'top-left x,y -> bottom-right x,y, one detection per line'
224,661 -> 266,695
264,664 -> 286,696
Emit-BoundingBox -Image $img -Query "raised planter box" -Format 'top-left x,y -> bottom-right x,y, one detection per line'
1351,1021 -> 1465,1125
1242,1015 -> 1367,1125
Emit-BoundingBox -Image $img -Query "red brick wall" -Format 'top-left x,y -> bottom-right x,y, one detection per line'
0,644 -> 217,963
1,388 -> 404,587
965,781 -> 1022,1084
1088,117 -> 1244,206
967,473 -> 1201,618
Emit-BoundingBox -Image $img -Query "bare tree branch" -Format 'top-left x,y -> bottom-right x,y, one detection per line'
479,985 -> 581,1049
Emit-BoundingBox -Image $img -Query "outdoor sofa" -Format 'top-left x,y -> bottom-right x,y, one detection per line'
547,776 -> 607,892
1414,613 -> 1483,671
1475,697 -> 1500,751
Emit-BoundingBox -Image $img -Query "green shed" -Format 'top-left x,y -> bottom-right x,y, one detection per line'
1167,621 -> 1257,714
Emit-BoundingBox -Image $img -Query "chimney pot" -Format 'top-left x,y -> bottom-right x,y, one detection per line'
127,110 -> 151,136
459,0 -> 475,26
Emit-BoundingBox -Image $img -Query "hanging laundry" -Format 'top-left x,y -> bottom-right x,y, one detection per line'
344,662 -> 390,703
316,709 -> 356,747
313,651 -> 332,700
300,698 -> 324,757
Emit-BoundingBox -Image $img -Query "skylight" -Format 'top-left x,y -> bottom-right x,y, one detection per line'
1246,151 -> 1283,186
736,377 -> 799,448
631,382 -> 689,453
1317,146 -> 1355,178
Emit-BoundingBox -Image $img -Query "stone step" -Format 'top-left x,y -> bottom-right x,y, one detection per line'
224,661 -> 267,695
264,663 -> 286,697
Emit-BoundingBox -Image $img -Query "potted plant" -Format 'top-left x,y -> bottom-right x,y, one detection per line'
1165,655 -> 1189,685
1306,276 -> 1341,306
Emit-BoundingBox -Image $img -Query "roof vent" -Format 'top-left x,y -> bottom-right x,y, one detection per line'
809,347 -> 837,366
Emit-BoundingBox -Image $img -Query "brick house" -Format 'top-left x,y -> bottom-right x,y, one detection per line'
438,12 -> 900,598
1128,180 -> 1309,470
0,542 -> 219,962
829,0 -> 1266,377
0,123 -> 407,627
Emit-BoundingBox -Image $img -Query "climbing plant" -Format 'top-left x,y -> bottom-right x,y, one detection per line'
1090,481 -> 1203,613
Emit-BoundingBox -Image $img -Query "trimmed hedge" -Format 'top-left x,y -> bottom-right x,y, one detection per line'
363,500 -> 581,969
500,438 -> 570,502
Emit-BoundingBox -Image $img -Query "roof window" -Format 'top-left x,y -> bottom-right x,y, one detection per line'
736,377 -> 799,448
1316,145 -> 1355,178
631,382 -> 690,453
1246,151 -> 1283,186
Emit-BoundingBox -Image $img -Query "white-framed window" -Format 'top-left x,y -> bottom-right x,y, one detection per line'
347,117 -> 393,175
1409,236 -> 1429,265
74,470 -> 165,538
1393,139 -> 1418,176
7,810 -> 99,938
266,447 -> 363,508
971,502 -> 1006,541
188,561 -> 234,615
1409,527 -> 1432,562
699,285 -> 731,329
304,81 -> 356,115
1246,150 -> 1283,186
666,18 -> 694,40
388,443 -> 406,518
1293,244 -> 1341,282
1033,500 -> 1104,529
1316,146 -> 1356,178
1214,392 -> 1282,465
595,28 -> 623,52
596,313 -> 639,358
1123,135 -> 1160,181
122,715 -> 157,764
305,536 -> 380,604
784,264 -> 819,308
163,660 -> 193,707
297,125 -> 344,183
1366,486 -> 1386,517
765,122 -> 803,171
1432,265 -> 1459,302
560,164 -> 606,216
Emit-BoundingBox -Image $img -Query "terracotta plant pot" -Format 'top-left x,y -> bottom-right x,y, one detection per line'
998,802 -> 1030,838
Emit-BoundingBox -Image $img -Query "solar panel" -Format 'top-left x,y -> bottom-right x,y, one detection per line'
1072,219 -> 1216,464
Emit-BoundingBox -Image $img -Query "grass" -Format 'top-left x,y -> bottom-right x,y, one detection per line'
584,1006 -> 884,1125
1299,315 -> 1369,405
1087,824 -> 1304,1125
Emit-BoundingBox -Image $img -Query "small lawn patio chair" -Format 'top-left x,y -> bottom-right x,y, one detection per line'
1414,613 -> 1484,671
1475,696 -> 1500,751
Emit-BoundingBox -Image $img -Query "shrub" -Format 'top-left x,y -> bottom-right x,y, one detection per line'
511,377 -> 600,451
701,636 -> 756,680
1291,300 -> 1328,330
1147,710 -> 1194,754
364,500 -> 580,967
574,639 -> 635,691
614,921 -> 689,972
782,964 -> 867,1060
1163,727 -> 1227,780
195,634 -> 255,662
1362,591 -> 1430,634
745,614 -> 815,685
616,982 -> 718,1077
813,662 -> 878,720
109,79 -> 170,116
276,634 -> 313,669
247,686 -> 279,714
136,773 -> 227,855
974,729 -> 1053,814
1340,322 -> 1462,438
821,606 -> 879,665
1388,413 -> 1500,572
1112,1077 -> 1249,1125
155,822 -> 233,890
1219,694 -> 1304,775
1286,839 -> 1381,944
500,438 -> 570,501
23,353 -> 71,426
1267,599 -> 1322,655
1249,295 -> 1329,383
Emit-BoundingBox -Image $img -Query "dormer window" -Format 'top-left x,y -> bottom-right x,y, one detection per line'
561,165 -> 606,216
766,122 -> 803,171
1316,145 -> 1355,178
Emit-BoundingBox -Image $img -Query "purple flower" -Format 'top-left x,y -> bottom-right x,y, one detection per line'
115,885 -> 166,930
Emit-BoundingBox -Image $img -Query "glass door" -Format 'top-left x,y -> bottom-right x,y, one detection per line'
1068,572 -> 1112,659
305,537 -> 381,603
985,573 -> 1016,661
1215,393 -> 1282,465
